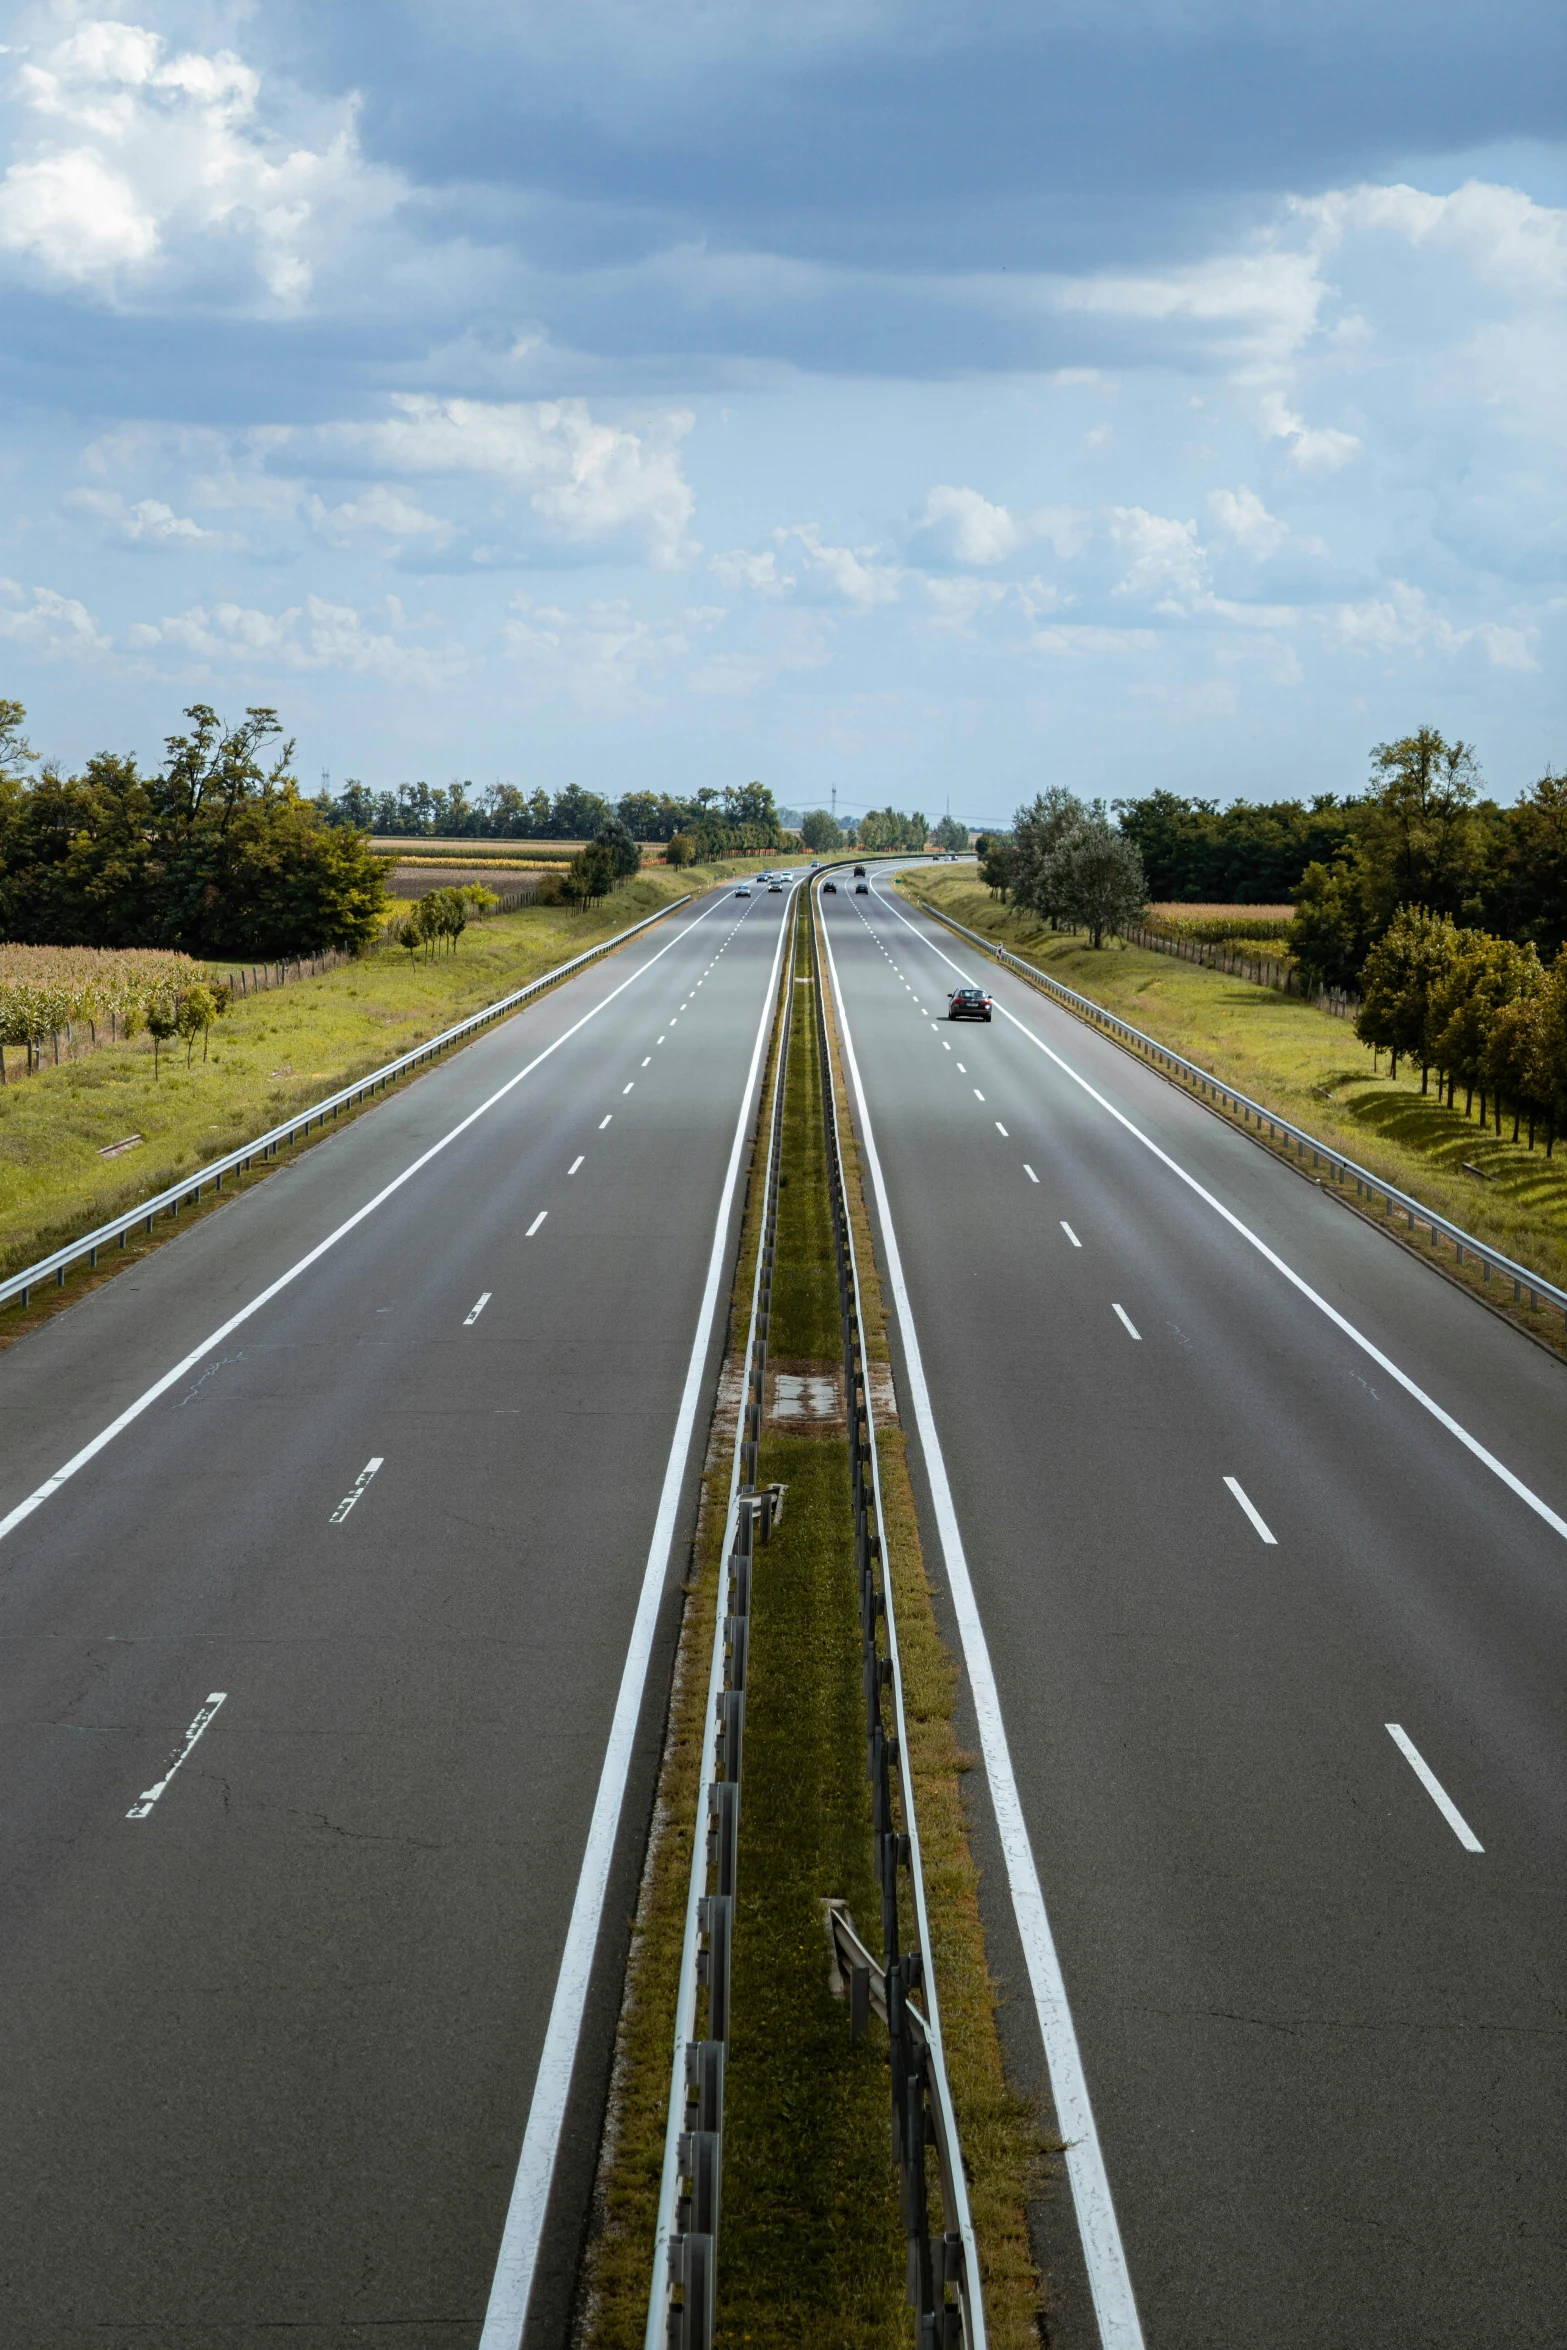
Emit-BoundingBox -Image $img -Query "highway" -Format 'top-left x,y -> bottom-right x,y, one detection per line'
820,875 -> 1566,2350
0,881 -> 792,2349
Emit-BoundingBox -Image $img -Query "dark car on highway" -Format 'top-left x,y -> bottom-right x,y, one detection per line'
822,879 -> 838,893
854,881 -> 870,895
947,985 -> 992,1021
853,864 -> 866,876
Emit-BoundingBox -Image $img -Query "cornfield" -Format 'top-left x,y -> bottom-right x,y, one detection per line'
0,945 -> 203,1073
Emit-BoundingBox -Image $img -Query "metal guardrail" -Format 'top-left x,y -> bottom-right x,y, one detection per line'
649,890 -> 800,2350
910,896 -> 1567,1329
812,882 -> 985,2350
0,894 -> 694,1315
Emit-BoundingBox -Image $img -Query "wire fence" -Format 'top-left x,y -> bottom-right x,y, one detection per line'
811,886 -> 985,2350
916,900 -> 1567,1331
1120,919 -> 1361,1020
0,894 -> 694,1316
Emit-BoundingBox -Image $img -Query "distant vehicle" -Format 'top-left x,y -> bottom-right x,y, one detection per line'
853,864 -> 866,876
809,860 -> 820,869
854,881 -> 870,895
947,985 -> 992,1022
735,884 -> 752,897
822,880 -> 838,893
768,881 -> 783,893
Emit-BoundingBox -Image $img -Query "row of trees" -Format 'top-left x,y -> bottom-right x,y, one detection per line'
1,702 -> 388,961
1356,907 -> 1567,1148
978,791 -> 1147,948
322,775 -> 790,850
1115,740 -> 1567,959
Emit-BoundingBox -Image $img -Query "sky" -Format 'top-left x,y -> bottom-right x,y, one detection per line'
0,1 -> 1563,827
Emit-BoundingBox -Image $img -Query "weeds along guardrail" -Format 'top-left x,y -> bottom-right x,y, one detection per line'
914,897 -> 1567,1332
812,884 -> 986,2350
649,893 -> 799,2349
0,894 -> 693,1317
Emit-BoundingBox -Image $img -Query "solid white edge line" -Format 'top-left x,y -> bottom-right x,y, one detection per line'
1223,1475 -> 1277,1545
1385,1724 -> 1484,1850
878,889 -> 1567,1549
478,886 -> 794,2350
818,912 -> 1146,2350
0,892 -> 741,1557
1112,1304 -> 1141,1341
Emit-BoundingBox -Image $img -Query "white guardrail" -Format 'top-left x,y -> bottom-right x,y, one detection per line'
0,893 -> 695,1315
913,895 -> 1567,1331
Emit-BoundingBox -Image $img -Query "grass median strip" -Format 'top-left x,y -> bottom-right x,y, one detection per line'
577,906 -> 1044,2347
904,868 -> 1567,1351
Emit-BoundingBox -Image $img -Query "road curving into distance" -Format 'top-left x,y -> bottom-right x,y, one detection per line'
820,868 -> 1565,2350
0,880 -> 796,2350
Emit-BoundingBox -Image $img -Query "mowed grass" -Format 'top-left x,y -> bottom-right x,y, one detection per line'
905,871 -> 1567,1301
0,863 -> 757,1282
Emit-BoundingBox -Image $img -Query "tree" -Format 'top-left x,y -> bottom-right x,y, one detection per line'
975,833 -> 1017,897
1012,789 -> 1085,921
723,780 -> 780,831
1485,768 -> 1567,954
931,814 -> 969,854
1357,727 -> 1485,927
1291,855 -> 1373,992
0,699 -> 37,787
551,783 -> 612,839
858,806 -> 929,852
595,816 -> 642,881
1355,907 -> 1463,1083
800,809 -> 840,853
1038,813 -> 1145,947
1524,953 -> 1567,1153
145,994 -> 177,1080
666,832 -> 697,869
564,839 -> 615,908
176,982 -> 219,1067
1425,932 -> 1543,1123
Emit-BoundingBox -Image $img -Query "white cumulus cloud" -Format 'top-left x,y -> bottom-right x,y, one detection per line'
69,488 -> 216,545
0,576 -> 111,657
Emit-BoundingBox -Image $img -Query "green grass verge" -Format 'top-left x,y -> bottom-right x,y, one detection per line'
905,871 -> 1567,1344
0,864 -> 752,1288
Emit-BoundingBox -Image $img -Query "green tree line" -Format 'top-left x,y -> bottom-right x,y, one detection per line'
1,701 -> 387,960
323,774 -> 789,849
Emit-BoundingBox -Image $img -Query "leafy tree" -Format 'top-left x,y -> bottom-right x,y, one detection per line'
1012,789 -> 1085,921
1113,789 -> 1357,902
0,699 -> 37,787
1291,856 -> 1374,991
145,993 -> 177,1080
975,833 -> 1017,897
666,832 -> 697,869
723,780 -> 780,830
1037,813 -> 1146,947
1357,728 -> 1485,927
564,839 -> 616,908
176,982 -> 220,1066
1425,932 -> 1543,1123
931,814 -> 969,853
394,915 -> 422,963
800,809 -> 840,853
858,806 -> 929,852
551,782 -> 612,839
1355,907 -> 1463,1083
1524,954 -> 1567,1153
1483,768 -> 1567,954
595,816 -> 642,881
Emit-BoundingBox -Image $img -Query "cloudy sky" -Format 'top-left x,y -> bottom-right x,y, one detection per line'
1,1 -> 1562,824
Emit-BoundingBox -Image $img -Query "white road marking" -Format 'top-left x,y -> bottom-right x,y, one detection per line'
956,1062 -> 967,1073
599,1114 -> 612,1129
1061,1221 -> 1082,1246
568,1156 -> 584,1175
525,1212 -> 548,1238
126,1692 -> 227,1820
973,1088 -> 986,1102
1025,1165 -> 1039,1184
819,913 -> 1145,2350
1385,1725 -> 1484,1851
622,1081 -> 635,1094
657,1035 -> 666,1044
330,1456 -> 384,1523
641,1056 -> 652,1067
479,875 -> 795,2350
465,1292 -> 492,1325
876,889 -> 1567,1551
0,891 -> 744,1557
943,1041 -> 952,1051
995,1121 -> 1008,1136
1224,1476 -> 1276,1544
1112,1304 -> 1142,1340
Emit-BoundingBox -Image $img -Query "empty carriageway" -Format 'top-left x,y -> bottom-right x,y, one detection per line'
818,871 -> 1566,2350
0,880 -> 796,2349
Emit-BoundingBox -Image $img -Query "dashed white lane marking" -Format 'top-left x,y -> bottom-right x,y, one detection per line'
126,1692 -> 227,1820
599,1114 -> 613,1130
641,1056 -> 652,1067
1224,1476 -> 1276,1544
1025,1165 -> 1039,1184
995,1121 -> 1009,1136
1385,1725 -> 1484,1851
330,1456 -> 384,1523
526,1211 -> 548,1237
1112,1303 -> 1142,1340
1061,1222 -> 1081,1247
657,1034 -> 666,1044
622,1081 -> 635,1094
956,1062 -> 967,1073
465,1292 -> 492,1326
942,1041 -> 952,1051
568,1156 -> 584,1175
973,1088 -> 986,1102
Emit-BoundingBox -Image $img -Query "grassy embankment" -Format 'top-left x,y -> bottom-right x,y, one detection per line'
0,861 -> 768,1301
578,909 -> 1041,2347
903,869 -> 1567,1342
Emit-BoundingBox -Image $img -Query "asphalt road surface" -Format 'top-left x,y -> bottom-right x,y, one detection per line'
822,875 -> 1565,2350
0,881 -> 792,2349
